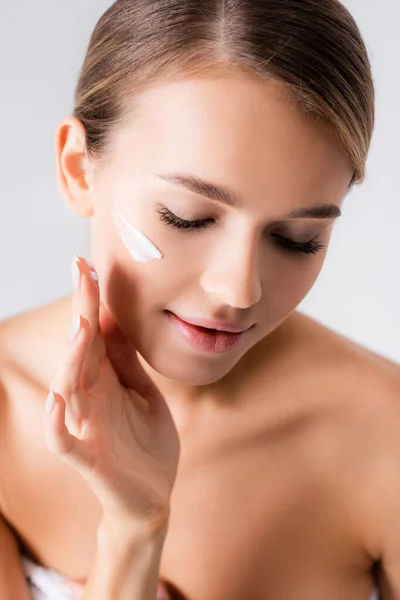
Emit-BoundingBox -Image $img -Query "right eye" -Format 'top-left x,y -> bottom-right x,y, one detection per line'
156,206 -> 213,231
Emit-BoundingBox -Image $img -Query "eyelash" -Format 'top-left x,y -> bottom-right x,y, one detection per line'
156,207 -> 327,256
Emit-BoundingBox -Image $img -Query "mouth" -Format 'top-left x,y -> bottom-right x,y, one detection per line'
165,310 -> 252,354
165,311 -> 254,334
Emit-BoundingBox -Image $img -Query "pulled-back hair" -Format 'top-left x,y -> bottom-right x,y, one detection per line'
73,0 -> 375,185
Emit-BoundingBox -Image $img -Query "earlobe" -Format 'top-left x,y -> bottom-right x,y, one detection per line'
54,116 -> 94,218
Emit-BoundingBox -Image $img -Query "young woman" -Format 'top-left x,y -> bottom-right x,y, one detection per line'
0,1 -> 398,599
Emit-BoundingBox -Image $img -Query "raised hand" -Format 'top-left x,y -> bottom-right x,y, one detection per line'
43,255 -> 180,537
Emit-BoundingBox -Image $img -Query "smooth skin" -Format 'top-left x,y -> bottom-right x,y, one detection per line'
0,69 -> 400,599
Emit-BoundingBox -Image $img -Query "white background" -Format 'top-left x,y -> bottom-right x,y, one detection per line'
0,0 -> 398,363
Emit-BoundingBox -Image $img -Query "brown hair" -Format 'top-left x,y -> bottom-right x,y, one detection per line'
73,0 -> 375,186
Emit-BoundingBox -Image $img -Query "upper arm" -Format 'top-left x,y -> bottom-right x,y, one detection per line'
0,512 -> 33,600
369,368 -> 400,600
0,368 -> 32,599
375,486 -> 400,600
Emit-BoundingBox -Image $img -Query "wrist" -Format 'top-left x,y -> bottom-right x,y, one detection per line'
99,509 -> 170,545
85,512 -> 168,599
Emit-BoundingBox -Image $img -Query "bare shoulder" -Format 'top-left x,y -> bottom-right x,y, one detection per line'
0,298 -> 70,483
273,310 -> 400,396
287,312 -> 400,555
289,310 -> 399,374
0,298 -> 76,540
0,296 -> 71,393
0,304 -> 47,455
286,310 -> 400,435
248,309 -> 400,407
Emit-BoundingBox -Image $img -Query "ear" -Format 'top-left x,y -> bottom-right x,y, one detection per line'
54,116 -> 95,218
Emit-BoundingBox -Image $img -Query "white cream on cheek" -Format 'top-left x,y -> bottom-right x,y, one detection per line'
112,211 -> 164,263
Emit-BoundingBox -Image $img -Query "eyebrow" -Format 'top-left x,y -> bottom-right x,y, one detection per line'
155,172 -> 342,220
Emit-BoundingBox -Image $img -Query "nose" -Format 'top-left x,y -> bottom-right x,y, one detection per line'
200,232 -> 262,309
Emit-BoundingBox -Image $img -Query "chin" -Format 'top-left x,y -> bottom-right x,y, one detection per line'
138,343 -> 238,387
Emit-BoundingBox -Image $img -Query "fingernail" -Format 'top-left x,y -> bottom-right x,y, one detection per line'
68,315 -> 81,341
81,256 -> 99,283
45,390 -> 55,414
72,254 -> 81,292
90,269 -> 99,282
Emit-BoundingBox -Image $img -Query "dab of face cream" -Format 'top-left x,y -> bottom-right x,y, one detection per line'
112,211 -> 163,263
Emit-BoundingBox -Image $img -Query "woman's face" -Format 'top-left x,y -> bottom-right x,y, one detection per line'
75,70 -> 353,386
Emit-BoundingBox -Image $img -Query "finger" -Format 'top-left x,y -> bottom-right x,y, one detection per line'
99,302 -> 163,406
50,316 -> 91,422
74,256 -> 106,386
74,255 -> 101,347
44,390 -> 93,472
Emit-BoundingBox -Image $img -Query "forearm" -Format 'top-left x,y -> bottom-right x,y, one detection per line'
80,517 -> 168,600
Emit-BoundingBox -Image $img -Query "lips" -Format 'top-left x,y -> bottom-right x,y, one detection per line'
166,311 -> 248,354
170,313 -> 253,334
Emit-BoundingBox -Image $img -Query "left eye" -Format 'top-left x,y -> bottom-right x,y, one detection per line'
157,207 -> 212,230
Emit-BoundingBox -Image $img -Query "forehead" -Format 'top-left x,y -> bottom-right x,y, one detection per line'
112,71 -> 353,203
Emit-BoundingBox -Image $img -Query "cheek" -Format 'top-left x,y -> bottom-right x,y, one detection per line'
263,254 -> 327,316
89,211 -> 120,276
104,245 -> 179,320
